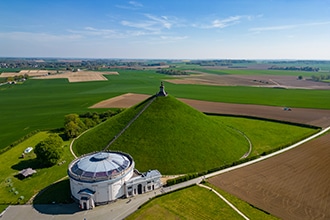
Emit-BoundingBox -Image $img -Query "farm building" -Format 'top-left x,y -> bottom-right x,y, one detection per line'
67,151 -> 161,209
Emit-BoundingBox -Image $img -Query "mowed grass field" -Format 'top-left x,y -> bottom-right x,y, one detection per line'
0,131 -> 74,204
212,116 -> 317,156
1,69 -> 330,152
126,185 -> 278,220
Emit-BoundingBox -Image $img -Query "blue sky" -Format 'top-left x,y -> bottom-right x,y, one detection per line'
1,0 -> 330,59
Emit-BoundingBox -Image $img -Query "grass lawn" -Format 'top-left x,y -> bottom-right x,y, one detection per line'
0,204 -> 8,213
126,185 -> 278,220
0,131 -> 74,204
212,116 -> 318,156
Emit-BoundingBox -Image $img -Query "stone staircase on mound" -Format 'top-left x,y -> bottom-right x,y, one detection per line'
104,96 -> 156,151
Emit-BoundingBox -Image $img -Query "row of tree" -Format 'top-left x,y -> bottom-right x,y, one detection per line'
310,74 -> 330,82
0,58 -> 173,72
64,110 -> 123,138
268,66 -> 320,72
4,74 -> 29,82
156,69 -> 188,75
186,59 -> 256,66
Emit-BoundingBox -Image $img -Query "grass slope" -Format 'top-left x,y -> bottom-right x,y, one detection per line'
73,96 -> 155,155
75,95 -> 248,174
212,116 -> 317,156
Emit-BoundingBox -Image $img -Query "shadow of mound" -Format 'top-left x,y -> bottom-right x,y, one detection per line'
33,203 -> 81,215
33,178 -> 77,214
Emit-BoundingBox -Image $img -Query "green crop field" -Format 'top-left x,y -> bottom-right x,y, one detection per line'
1,69 -> 329,153
165,83 -> 330,109
126,185 -> 278,220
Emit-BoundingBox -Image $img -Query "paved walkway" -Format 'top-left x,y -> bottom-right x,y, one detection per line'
1,176 -> 205,220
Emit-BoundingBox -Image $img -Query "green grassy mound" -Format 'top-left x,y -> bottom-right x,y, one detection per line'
74,95 -> 248,174
73,96 -> 155,155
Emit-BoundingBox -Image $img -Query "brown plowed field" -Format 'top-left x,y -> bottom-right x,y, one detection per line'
180,99 -> 330,128
90,93 -> 330,128
209,132 -> 330,220
165,73 -> 330,89
90,93 -> 150,108
35,71 -> 118,82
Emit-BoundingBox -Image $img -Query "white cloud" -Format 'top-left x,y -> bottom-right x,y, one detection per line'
0,31 -> 82,42
212,16 -> 242,28
194,15 -> 244,29
145,14 -> 173,29
250,24 -> 297,32
250,21 -> 330,32
160,35 -> 188,41
129,1 -> 143,8
69,27 -> 117,37
121,14 -> 178,32
116,1 -> 143,10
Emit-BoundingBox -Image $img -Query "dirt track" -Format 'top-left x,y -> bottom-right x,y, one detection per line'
208,132 -> 330,220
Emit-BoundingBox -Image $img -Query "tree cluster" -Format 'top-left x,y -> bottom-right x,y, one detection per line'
310,74 -> 330,82
34,134 -> 63,167
0,58 -> 172,72
156,69 -> 188,75
186,59 -> 256,66
268,66 -> 320,72
64,110 -> 122,138
5,74 -> 29,83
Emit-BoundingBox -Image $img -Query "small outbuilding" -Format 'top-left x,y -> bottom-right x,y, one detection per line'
19,168 -> 36,178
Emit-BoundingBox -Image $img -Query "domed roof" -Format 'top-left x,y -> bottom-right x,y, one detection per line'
69,151 -> 132,181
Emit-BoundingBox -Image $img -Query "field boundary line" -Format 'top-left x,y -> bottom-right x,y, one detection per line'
197,183 -> 249,220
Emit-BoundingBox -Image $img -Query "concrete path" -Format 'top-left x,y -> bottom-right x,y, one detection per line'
1,177 -> 205,220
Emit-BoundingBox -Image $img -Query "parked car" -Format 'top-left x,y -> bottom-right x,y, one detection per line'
24,147 -> 33,154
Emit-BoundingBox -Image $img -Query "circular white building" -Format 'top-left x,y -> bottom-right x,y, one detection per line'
68,151 -> 134,209
68,151 -> 161,209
